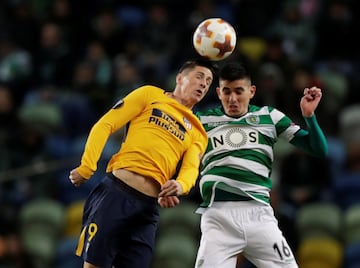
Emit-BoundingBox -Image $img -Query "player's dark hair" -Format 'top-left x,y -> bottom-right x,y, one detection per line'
179,58 -> 218,78
219,62 -> 251,82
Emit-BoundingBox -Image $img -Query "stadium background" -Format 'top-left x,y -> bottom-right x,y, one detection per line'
0,0 -> 359,267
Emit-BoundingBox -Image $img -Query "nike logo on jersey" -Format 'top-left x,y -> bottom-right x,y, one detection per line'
112,99 -> 124,109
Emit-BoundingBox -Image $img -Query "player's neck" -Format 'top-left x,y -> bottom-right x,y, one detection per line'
167,92 -> 193,109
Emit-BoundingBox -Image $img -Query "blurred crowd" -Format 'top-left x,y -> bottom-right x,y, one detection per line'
0,0 -> 359,267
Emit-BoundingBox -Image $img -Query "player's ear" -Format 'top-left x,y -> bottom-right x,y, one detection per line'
175,72 -> 182,85
216,87 -> 221,99
250,85 -> 256,99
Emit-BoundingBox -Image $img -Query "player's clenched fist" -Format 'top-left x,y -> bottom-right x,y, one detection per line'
69,169 -> 87,187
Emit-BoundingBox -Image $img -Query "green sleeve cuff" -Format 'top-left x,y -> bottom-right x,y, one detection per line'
291,115 -> 328,157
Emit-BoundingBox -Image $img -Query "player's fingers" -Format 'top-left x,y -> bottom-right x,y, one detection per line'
172,196 -> 180,206
308,87 -> 322,97
167,198 -> 174,207
70,179 -> 80,187
158,197 -> 167,208
69,176 -> 81,187
168,196 -> 180,207
159,188 -> 175,197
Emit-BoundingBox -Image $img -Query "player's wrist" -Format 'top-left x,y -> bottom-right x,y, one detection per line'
175,181 -> 184,195
302,112 -> 314,118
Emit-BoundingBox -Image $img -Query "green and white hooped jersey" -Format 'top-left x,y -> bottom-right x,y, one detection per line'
197,105 -> 300,207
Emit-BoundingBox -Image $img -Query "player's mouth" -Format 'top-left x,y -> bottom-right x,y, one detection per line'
229,104 -> 238,110
195,89 -> 203,96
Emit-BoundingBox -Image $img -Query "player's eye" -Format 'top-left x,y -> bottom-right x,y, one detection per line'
222,88 -> 231,94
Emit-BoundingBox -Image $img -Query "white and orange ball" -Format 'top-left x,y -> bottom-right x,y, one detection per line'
193,18 -> 237,61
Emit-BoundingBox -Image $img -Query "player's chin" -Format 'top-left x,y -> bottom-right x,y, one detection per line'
191,95 -> 204,105
227,109 -> 241,117
188,97 -> 203,106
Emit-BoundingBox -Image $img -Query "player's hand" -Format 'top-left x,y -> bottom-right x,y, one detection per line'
300,86 -> 322,117
69,168 -> 87,187
158,196 -> 180,208
158,180 -> 183,197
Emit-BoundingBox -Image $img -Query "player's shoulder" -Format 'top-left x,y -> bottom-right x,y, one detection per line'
249,104 -> 277,114
128,85 -> 167,101
136,85 -> 165,94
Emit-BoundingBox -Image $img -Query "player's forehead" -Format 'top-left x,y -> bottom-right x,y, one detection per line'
220,78 -> 249,88
180,66 -> 213,87
189,66 -> 213,78
179,59 -> 217,78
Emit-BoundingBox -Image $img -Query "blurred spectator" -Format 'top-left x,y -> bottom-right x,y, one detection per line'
32,21 -> 75,86
69,60 -> 112,117
187,0 -> 222,27
276,148 -> 333,250
265,0 -> 316,65
0,84 -> 22,157
116,4 -> 146,37
84,40 -> 112,86
260,34 -> 296,81
111,57 -> 143,99
0,85 -> 64,205
46,0 -> 80,51
5,1 -> 39,53
0,123 -> 57,206
0,34 -> 32,103
137,4 -> 175,86
315,0 -> 359,62
232,0 -> 282,36
331,142 -> 360,210
314,60 -> 349,135
0,1 -> 359,267
19,85 -> 63,136
253,62 -> 286,109
88,8 -> 125,57
282,65 -> 322,122
0,203 -> 33,268
298,0 -> 322,23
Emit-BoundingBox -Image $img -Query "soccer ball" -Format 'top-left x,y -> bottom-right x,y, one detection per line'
193,18 -> 237,61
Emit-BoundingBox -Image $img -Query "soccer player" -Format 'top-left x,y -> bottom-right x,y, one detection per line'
193,62 -> 328,267
68,59 -> 217,268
